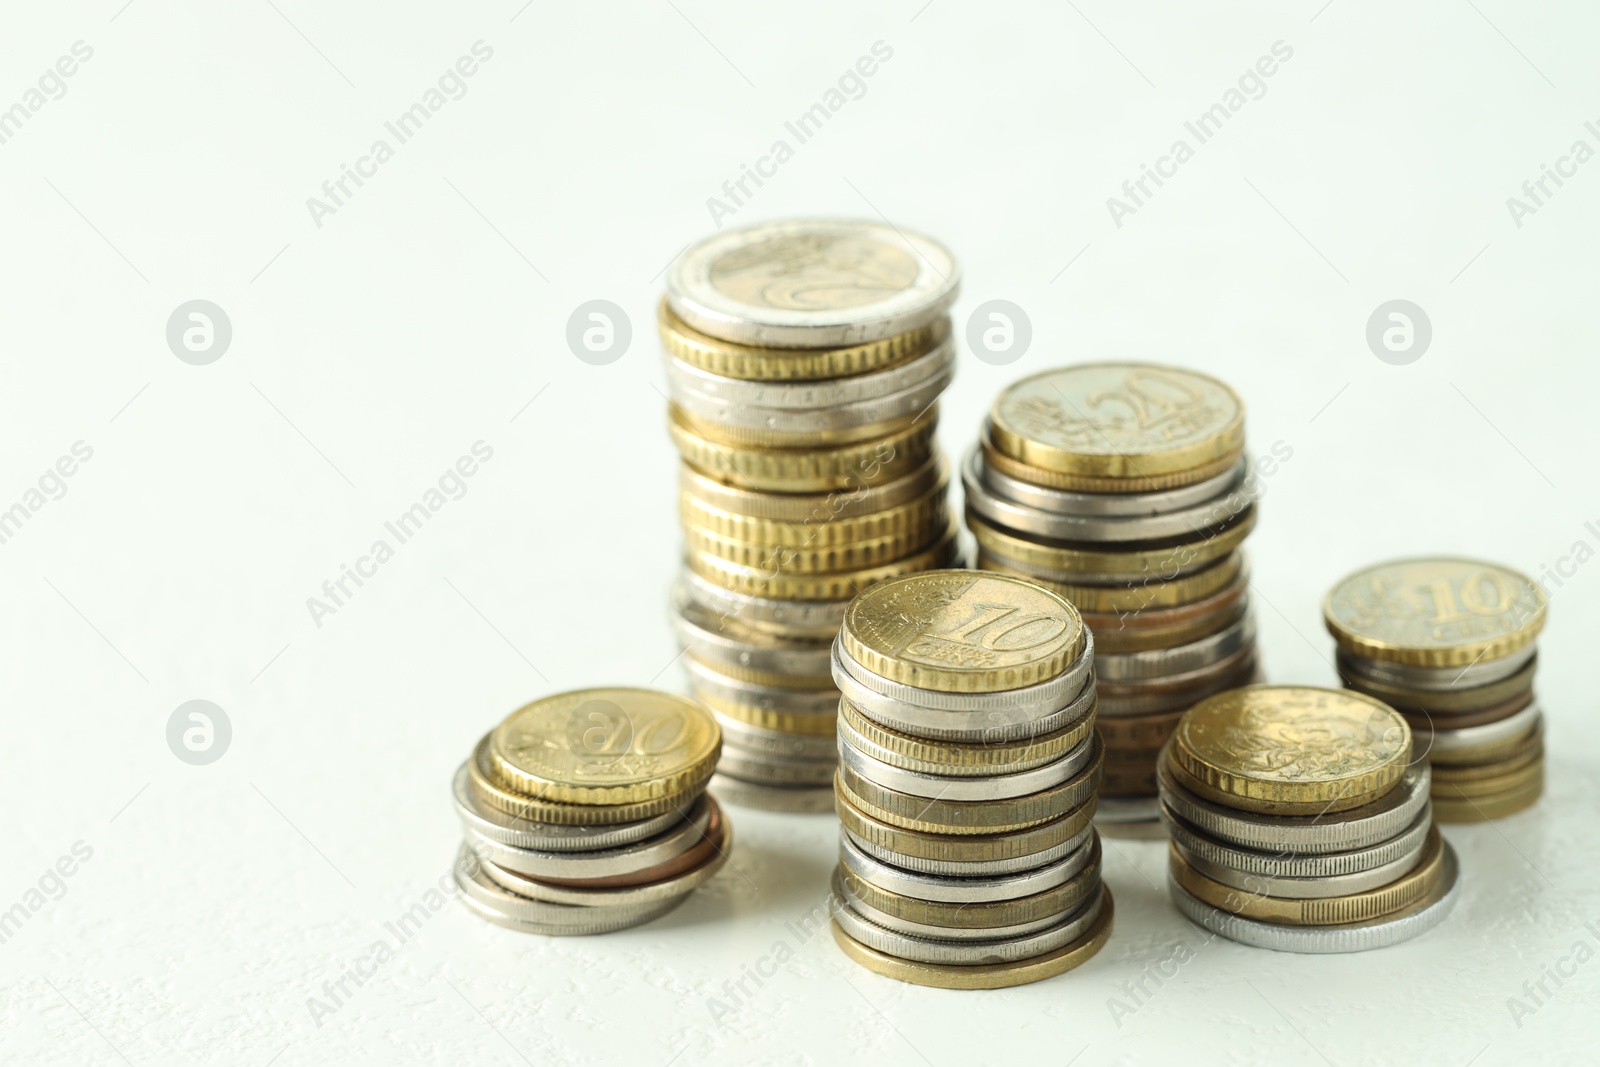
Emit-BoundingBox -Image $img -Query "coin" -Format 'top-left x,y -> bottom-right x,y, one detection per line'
482,810 -> 730,903
708,773 -> 837,813
666,219 -> 960,347
832,880 -> 1105,964
840,832 -> 1099,906
978,550 -> 1244,613
987,364 -> 1245,478
669,405 -> 936,493
469,736 -> 703,825
686,521 -> 959,601
465,797 -> 715,882
1167,686 -> 1410,815
1429,775 -> 1542,821
1161,804 -> 1432,881
841,570 -> 1085,693
838,734 -> 1097,801
487,689 -> 720,806
844,822 -> 1092,878
981,427 -> 1243,494
451,763 -> 684,852
966,505 -> 1255,578
972,445 -> 1250,517
1324,558 -> 1547,668
454,845 -> 693,936
836,792 -> 1097,867
836,693 -> 1096,776
1168,824 -> 1430,899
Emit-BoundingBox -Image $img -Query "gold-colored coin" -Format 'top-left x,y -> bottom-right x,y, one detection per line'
1168,686 -> 1410,815
836,792 -> 1096,865
835,740 -> 1103,835
841,570 -> 1085,693
680,453 -> 943,524
1431,774 -> 1542,822
838,696 -> 1096,776
1167,827 -> 1445,925
681,512 -> 945,575
680,468 -> 946,550
467,736 -> 701,824
686,522 -> 959,601
830,889 -> 1114,990
675,403 -> 925,449
486,689 -> 720,806
657,298 -> 941,381
982,431 -> 1244,493
967,506 -> 1254,578
689,685 -> 839,737
1429,752 -> 1544,798
987,363 -> 1245,478
978,551 -> 1244,613
668,406 -> 935,492
1324,558 -> 1547,668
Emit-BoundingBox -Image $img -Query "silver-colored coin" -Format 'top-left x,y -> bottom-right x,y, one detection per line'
464,796 -> 712,879
1162,804 -> 1432,881
1169,829 -> 1429,899
839,831 -> 1098,904
452,763 -> 681,852
666,335 -> 954,411
836,665 -> 1095,745
976,447 -> 1251,518
1156,756 -> 1432,854
1092,794 -> 1162,824
453,845 -> 688,935
834,702 -> 1082,778
717,743 -> 838,786
1092,647 -> 1258,718
709,772 -> 836,813
838,732 -> 1095,801
713,712 -> 839,759
479,821 -> 731,907
1092,612 -> 1256,683
832,879 -> 1106,965
974,527 -> 1240,583
669,360 -> 952,433
1336,643 -> 1536,691
1419,705 -> 1542,759
964,448 -> 1252,543
843,821 -> 1093,878
684,656 -> 839,716
833,872 -> 1066,940
671,589 -> 833,677
665,219 -> 961,347
676,567 -> 848,638
832,632 -> 1094,715
1167,843 -> 1460,954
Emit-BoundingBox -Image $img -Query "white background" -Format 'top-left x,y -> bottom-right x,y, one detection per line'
2,1 -> 1597,1064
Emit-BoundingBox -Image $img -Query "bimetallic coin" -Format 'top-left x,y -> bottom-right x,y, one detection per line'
709,772 -> 836,813
1169,848 -> 1458,954
1324,558 -> 1546,668
988,364 -> 1245,478
831,881 -> 1105,965
829,887 -> 1114,988
838,734 -> 1096,801
1156,755 -> 1432,854
974,445 -> 1250,518
453,845 -> 690,936
666,218 -> 961,347
451,763 -> 683,852
487,689 -> 720,806
836,693 -> 1096,777
841,570 -> 1085,693
463,796 -> 713,880
1168,686 -> 1410,815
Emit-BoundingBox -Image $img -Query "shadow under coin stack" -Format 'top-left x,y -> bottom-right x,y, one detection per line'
451,689 -> 729,934
1161,685 -> 1458,953
1325,558 -> 1547,822
965,363 -> 1260,836
828,571 -> 1111,988
661,219 -> 962,813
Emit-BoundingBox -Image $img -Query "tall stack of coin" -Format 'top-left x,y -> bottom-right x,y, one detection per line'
828,571 -> 1112,988
964,363 -> 1260,834
451,689 -> 730,934
1325,558 -> 1547,822
1161,686 -> 1459,952
662,219 -> 962,812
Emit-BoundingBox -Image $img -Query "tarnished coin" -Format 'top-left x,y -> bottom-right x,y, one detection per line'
987,364 -> 1245,478
487,689 -> 720,806
1168,686 -> 1410,815
666,218 -> 960,347
841,570 -> 1084,693
1324,558 -> 1547,668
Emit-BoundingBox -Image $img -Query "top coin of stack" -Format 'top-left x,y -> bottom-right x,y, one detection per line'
451,688 -> 730,935
1160,686 -> 1459,953
1325,558 -> 1548,822
964,364 -> 1262,833
661,219 -> 963,812
829,570 -> 1113,989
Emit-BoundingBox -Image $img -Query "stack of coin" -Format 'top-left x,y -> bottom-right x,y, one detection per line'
828,571 -> 1112,988
1161,685 -> 1459,953
451,689 -> 730,934
1325,558 -> 1547,822
964,363 -> 1261,834
662,219 -> 963,812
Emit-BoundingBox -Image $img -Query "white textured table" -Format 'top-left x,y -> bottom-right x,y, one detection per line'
2,2 -> 1596,1064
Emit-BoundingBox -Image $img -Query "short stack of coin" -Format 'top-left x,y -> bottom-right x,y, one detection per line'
662,219 -> 963,812
828,570 -> 1112,988
1161,685 -> 1459,953
964,363 -> 1261,834
451,689 -> 730,934
1325,558 -> 1547,822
